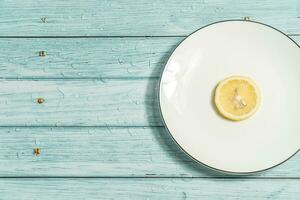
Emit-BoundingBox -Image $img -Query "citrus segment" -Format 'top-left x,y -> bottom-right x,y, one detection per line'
215,76 -> 261,121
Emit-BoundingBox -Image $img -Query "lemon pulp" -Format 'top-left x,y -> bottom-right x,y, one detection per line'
214,76 -> 261,121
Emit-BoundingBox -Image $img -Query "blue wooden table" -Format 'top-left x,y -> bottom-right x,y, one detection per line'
0,0 -> 299,199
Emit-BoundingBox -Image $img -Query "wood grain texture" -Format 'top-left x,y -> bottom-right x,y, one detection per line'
0,79 -> 160,126
0,127 -> 298,177
0,0 -> 299,36
0,38 -> 179,79
0,1 -> 299,198
0,178 -> 299,199
0,36 -> 298,79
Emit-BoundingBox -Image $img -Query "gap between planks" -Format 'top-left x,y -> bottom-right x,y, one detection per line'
0,125 -> 164,128
0,77 -> 161,81
0,36 -> 186,38
0,177 -> 298,179
0,34 -> 298,38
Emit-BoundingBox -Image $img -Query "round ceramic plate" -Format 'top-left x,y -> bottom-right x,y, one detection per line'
159,20 -> 300,174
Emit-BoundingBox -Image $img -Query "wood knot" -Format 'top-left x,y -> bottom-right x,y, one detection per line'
34,148 -> 41,156
39,51 -> 46,57
37,97 -> 45,104
244,16 -> 251,21
41,17 -> 47,23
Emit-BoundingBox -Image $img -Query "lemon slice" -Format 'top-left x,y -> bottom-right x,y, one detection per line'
214,76 -> 261,121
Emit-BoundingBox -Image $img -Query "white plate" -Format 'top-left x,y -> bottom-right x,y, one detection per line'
159,20 -> 300,174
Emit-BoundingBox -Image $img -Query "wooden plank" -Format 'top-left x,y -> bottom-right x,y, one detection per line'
0,178 -> 299,199
0,127 -> 298,177
0,79 -> 160,126
0,38 -> 179,79
0,0 -> 299,36
0,36 -> 299,79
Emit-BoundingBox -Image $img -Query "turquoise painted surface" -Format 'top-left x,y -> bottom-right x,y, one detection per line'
0,178 -> 299,200
0,127 -> 299,177
0,0 -> 299,36
0,36 -> 298,78
0,0 -> 299,199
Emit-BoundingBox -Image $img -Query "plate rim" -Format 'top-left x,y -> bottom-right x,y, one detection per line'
158,19 -> 300,175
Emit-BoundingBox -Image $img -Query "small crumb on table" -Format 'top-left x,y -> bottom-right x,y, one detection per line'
34,148 -> 41,156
